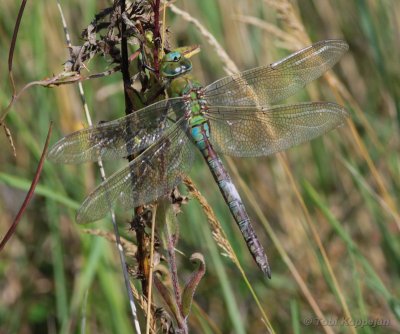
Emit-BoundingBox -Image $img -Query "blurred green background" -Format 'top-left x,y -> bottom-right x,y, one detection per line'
1,0 -> 400,333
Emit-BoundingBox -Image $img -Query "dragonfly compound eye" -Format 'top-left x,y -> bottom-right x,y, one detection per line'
160,51 -> 192,78
164,51 -> 181,62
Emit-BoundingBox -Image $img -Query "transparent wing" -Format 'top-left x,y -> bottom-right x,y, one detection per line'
206,102 -> 348,157
76,120 -> 195,224
48,97 -> 187,163
204,40 -> 348,106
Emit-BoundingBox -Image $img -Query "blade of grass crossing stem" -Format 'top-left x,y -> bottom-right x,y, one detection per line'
0,173 -> 80,210
4,107 -> 81,212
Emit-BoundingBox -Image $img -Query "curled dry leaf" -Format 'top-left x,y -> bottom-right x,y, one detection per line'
181,253 -> 206,318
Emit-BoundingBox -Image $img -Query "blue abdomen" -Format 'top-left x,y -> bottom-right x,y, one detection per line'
190,123 -> 210,151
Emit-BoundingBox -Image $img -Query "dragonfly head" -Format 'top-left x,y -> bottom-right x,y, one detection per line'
160,51 -> 192,78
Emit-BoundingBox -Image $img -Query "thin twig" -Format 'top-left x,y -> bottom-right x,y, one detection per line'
0,0 -> 27,123
120,0 -> 133,113
0,123 -> 52,251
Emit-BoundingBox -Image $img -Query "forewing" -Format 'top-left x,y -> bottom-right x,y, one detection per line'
204,40 -> 348,106
76,121 -> 195,224
206,102 -> 348,157
48,97 -> 186,163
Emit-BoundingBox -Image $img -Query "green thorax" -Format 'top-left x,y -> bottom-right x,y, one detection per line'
160,51 -> 206,127
167,74 -> 202,97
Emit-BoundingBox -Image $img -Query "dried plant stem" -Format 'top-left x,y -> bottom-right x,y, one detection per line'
152,0 -> 161,75
146,206 -> 157,334
234,15 -> 301,49
56,2 -> 141,333
82,229 -> 137,255
263,0 -> 310,43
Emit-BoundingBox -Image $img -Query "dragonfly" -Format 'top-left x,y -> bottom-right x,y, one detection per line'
48,40 -> 349,278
